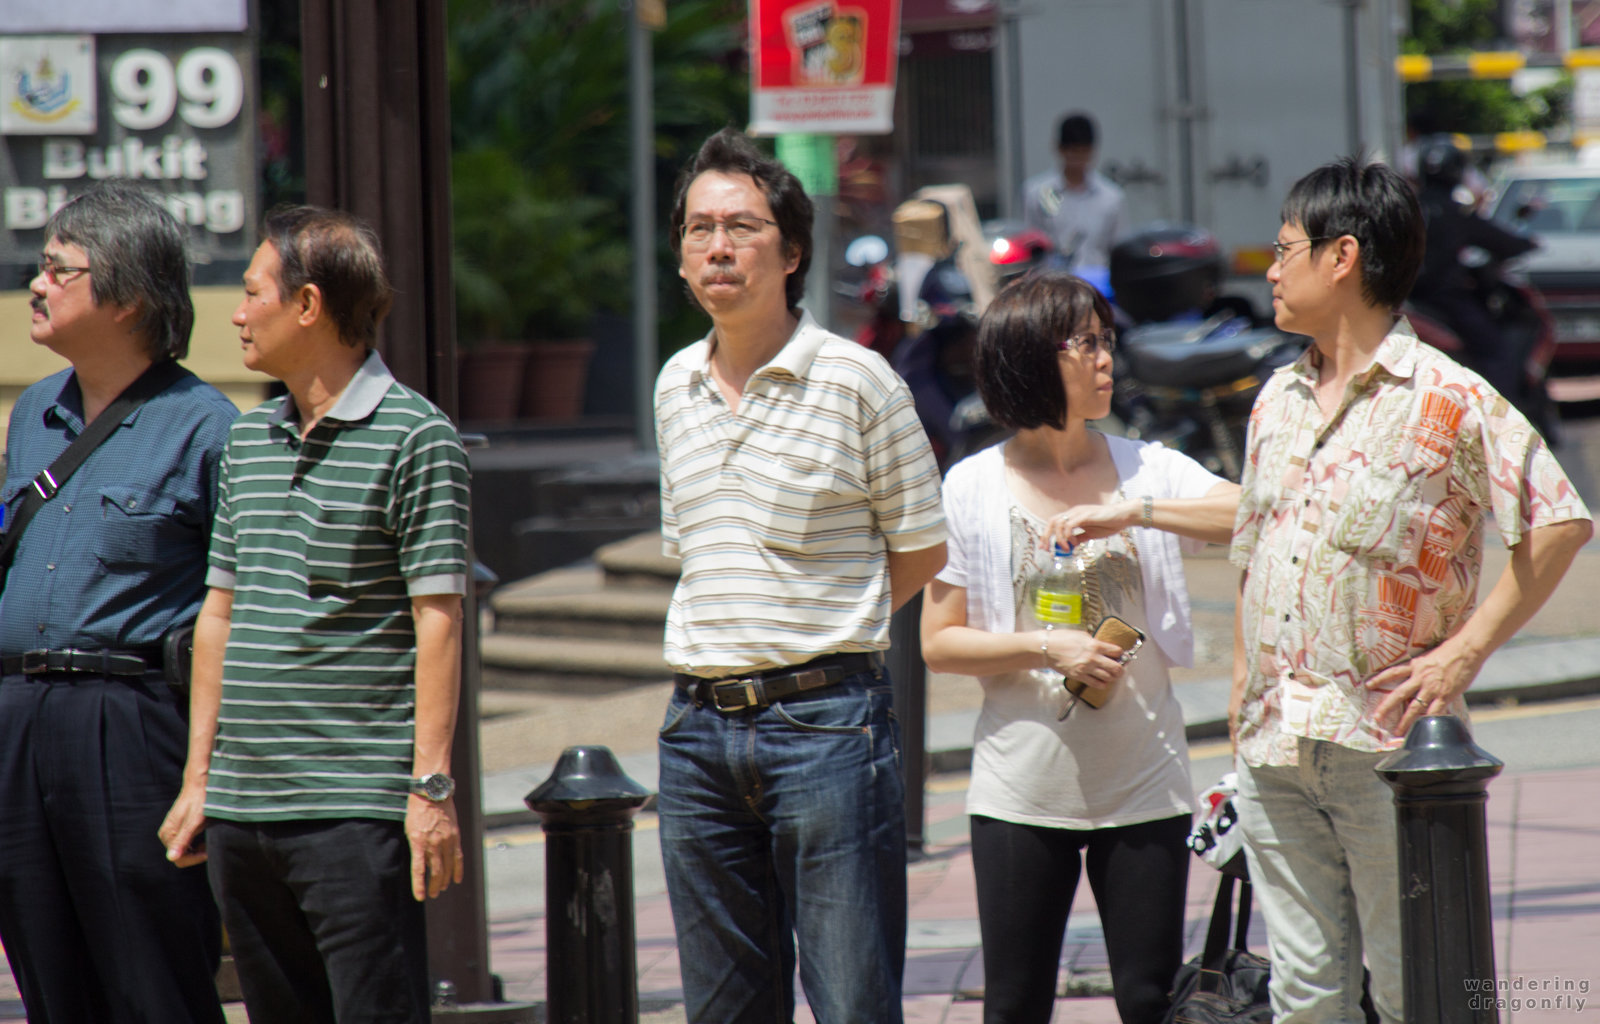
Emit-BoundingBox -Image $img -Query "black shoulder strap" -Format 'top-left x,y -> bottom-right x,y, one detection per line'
1197,875 -> 1255,995
0,359 -> 187,570
1200,873 -> 1238,974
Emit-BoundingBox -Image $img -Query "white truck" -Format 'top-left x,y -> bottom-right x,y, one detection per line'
1002,0 -> 1406,306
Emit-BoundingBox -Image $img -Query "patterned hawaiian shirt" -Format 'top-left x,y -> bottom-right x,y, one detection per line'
1230,319 -> 1590,767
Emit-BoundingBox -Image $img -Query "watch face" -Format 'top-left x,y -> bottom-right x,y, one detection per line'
413,773 -> 454,801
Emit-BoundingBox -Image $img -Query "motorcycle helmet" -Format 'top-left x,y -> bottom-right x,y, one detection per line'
1417,135 -> 1468,190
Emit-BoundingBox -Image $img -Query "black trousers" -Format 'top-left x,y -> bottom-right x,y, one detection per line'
0,671 -> 223,1024
207,818 -> 429,1024
970,813 -> 1191,1024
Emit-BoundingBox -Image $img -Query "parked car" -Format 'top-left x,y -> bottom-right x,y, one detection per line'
1488,161 -> 1600,382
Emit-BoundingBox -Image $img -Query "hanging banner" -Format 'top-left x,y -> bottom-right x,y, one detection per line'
749,0 -> 900,135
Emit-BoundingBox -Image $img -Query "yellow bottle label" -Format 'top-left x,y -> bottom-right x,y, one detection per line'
1034,589 -> 1082,626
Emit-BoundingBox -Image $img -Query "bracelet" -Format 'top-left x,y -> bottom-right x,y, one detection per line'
1141,496 -> 1154,528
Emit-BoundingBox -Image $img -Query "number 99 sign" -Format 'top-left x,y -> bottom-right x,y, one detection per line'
110,48 -> 244,132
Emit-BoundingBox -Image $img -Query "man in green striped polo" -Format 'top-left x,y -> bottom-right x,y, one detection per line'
159,206 -> 471,1024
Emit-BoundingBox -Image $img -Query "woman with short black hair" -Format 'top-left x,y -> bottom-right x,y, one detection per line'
921,270 -> 1238,1024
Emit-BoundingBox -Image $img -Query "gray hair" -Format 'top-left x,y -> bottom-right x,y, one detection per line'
45,181 -> 194,360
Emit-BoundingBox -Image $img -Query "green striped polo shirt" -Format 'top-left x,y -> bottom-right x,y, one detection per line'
654,312 -> 946,675
203,350 -> 470,823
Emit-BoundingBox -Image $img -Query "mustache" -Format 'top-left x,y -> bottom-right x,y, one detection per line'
30,297 -> 46,316
701,269 -> 743,286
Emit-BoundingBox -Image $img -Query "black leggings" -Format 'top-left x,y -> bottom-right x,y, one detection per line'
970,813 -> 1191,1024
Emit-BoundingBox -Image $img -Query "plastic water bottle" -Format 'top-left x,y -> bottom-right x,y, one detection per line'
1028,543 -> 1085,684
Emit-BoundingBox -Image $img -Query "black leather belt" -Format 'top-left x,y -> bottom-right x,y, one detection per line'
1,647 -> 162,678
675,652 -> 881,712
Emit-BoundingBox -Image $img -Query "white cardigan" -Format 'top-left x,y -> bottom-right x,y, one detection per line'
937,435 -> 1222,667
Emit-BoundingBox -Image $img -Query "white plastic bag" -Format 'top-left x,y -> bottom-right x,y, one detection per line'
1188,772 -> 1248,877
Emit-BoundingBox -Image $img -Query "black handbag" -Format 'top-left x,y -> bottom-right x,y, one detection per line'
1163,873 -> 1271,1024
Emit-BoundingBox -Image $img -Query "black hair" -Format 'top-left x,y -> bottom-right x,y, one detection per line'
975,270 -> 1113,431
261,205 -> 393,346
45,181 -> 193,360
1280,156 -> 1425,310
1057,113 -> 1097,150
670,127 -> 814,310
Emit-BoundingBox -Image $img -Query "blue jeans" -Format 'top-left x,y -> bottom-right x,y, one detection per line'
206,818 -> 429,1024
657,666 -> 907,1024
1236,740 -> 1403,1024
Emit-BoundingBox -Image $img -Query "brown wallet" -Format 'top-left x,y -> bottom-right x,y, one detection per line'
1062,615 -> 1146,712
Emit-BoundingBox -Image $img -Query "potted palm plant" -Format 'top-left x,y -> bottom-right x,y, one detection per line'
452,147 -> 629,421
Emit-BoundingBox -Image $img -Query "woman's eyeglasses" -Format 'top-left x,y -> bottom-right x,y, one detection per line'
1058,329 -> 1116,355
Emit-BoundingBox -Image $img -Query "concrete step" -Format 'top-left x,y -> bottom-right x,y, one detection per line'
479,633 -> 671,691
595,532 -> 681,588
488,561 -> 671,642
493,583 -> 671,642
509,513 -> 660,587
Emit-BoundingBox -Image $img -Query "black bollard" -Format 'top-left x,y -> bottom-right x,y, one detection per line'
525,746 -> 652,1024
1375,716 -> 1505,1024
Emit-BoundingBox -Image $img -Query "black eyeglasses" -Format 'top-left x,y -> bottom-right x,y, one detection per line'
37,259 -> 91,285
1271,237 -> 1332,264
1058,329 -> 1116,355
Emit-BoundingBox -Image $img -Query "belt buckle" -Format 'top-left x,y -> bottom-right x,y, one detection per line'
20,650 -> 51,675
713,677 -> 760,712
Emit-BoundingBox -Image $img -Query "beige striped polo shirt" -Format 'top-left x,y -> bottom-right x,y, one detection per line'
654,312 -> 946,676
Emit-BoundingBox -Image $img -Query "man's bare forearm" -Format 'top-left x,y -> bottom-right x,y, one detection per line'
410,593 -> 464,775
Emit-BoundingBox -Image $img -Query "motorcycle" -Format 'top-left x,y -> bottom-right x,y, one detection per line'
938,222 -> 1305,479
1110,310 -> 1304,480
1107,224 -> 1307,480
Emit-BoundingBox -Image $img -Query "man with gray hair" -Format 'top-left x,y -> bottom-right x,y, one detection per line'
0,181 -> 236,1022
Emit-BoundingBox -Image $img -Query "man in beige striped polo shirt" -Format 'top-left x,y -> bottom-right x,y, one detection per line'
653,128 -> 947,1023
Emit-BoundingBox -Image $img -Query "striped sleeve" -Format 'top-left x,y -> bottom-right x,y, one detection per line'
862,366 -> 946,551
206,431 -> 240,589
391,414 -> 471,596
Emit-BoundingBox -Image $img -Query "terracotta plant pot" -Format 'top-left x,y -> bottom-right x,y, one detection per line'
522,338 -> 595,420
458,344 -> 531,424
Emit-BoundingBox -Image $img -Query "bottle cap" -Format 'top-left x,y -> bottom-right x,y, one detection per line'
1052,541 -> 1074,557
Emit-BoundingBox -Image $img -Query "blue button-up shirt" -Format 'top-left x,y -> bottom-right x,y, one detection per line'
0,366 -> 237,655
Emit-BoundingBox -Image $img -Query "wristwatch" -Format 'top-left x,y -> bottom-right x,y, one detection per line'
408,772 -> 456,802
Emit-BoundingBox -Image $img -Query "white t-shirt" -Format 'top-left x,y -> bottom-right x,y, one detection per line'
938,437 -> 1222,829
1021,169 -> 1127,271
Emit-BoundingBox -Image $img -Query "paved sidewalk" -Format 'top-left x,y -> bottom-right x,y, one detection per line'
8,758 -> 1586,1023
475,753 -> 1600,1023
5,543 -> 1600,1021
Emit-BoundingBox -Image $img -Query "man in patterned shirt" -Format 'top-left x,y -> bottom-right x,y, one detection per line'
654,128 -> 947,1022
1230,156 -> 1592,1023
159,206 -> 471,1024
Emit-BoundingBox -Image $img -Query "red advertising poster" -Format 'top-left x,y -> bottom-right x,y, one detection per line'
749,0 -> 900,134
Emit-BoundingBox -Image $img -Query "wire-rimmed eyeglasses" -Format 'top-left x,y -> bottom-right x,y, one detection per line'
1271,237 -> 1332,265
681,217 -> 779,251
1058,328 -> 1117,355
